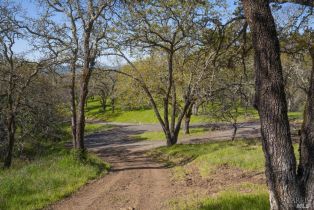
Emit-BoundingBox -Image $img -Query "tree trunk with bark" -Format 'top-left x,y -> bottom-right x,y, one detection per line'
231,123 -> 237,141
184,105 -> 193,134
242,0 -> 300,209
3,114 -> 16,168
75,37 -> 92,153
298,46 -> 314,207
75,68 -> 92,153
100,96 -> 107,112
111,98 -> 115,113
70,60 -> 77,149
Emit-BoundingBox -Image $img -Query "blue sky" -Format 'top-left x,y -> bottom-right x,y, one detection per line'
9,0 -> 314,63
11,0 -> 238,62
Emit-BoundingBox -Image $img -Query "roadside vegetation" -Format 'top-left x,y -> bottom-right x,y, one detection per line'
0,123 -> 110,210
171,188 -> 269,210
150,139 -> 300,209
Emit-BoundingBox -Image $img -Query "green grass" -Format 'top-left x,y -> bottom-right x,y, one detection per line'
170,187 -> 269,210
152,140 -> 299,176
61,122 -> 113,136
288,111 -> 303,122
86,98 -> 303,124
85,99 -> 214,124
85,123 -> 113,134
0,149 -> 109,210
151,139 -> 300,209
0,122 -> 111,210
131,127 -> 209,141
197,191 -> 269,210
86,99 -> 158,123
151,140 -> 267,175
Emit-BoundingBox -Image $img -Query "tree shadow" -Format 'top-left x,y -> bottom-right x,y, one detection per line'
84,124 -> 166,172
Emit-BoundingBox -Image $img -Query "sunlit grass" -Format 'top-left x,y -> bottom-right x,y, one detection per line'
198,191 -> 269,210
152,139 -> 299,176
151,139 -> 301,209
85,99 -> 213,124
170,187 -> 269,210
61,122 -> 113,136
0,121 -> 111,210
151,139 -> 266,174
86,98 -> 303,124
0,151 -> 109,210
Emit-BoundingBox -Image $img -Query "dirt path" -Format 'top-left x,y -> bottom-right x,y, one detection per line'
49,122 -> 263,210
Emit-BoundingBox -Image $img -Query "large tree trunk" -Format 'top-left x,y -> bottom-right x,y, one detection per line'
75,29 -> 94,154
76,71 -> 91,152
165,125 -> 180,146
3,115 -> 16,168
298,46 -> 314,207
70,60 -> 77,149
242,0 -> 300,209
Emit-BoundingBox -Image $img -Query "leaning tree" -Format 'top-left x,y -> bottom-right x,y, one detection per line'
241,0 -> 313,208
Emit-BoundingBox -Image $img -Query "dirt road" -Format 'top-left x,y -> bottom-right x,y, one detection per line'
50,122 -> 262,210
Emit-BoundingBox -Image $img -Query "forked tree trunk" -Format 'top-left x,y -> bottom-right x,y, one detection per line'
242,0 -> 300,209
165,130 -> 180,146
75,28 -> 95,154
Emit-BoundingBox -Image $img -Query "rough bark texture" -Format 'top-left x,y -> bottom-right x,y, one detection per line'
298,46 -> 314,207
70,60 -> 77,149
76,67 -> 92,152
242,0 -> 300,209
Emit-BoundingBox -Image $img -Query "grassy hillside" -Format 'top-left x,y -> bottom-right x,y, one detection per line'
86,98 -> 303,124
0,123 -> 110,210
85,99 -> 261,124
